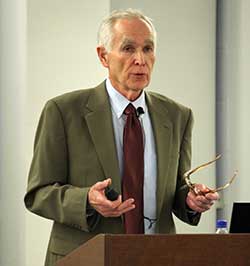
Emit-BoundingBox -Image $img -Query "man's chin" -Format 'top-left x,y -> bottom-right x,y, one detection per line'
130,80 -> 149,91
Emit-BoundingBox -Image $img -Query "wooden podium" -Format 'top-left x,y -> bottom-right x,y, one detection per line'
57,234 -> 250,266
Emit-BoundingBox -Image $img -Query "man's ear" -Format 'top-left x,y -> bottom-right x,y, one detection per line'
97,46 -> 109,68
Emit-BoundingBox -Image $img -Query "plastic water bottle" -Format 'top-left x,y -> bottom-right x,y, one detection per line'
216,219 -> 228,234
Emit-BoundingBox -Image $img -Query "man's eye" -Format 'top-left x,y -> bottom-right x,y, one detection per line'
144,46 -> 154,53
123,46 -> 135,52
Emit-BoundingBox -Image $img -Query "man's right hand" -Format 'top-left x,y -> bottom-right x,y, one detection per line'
88,178 -> 135,217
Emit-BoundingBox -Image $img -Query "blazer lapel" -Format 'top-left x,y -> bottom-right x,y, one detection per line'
146,92 -> 173,219
82,82 -> 121,194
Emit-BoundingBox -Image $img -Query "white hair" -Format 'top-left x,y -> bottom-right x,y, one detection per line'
97,9 -> 157,52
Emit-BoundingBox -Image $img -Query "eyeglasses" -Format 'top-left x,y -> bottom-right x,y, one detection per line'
184,154 -> 237,195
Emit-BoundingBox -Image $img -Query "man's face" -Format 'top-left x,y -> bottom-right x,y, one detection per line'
99,18 -> 156,100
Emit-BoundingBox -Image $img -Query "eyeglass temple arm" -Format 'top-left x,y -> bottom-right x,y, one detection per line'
183,154 -> 222,178
209,170 -> 238,192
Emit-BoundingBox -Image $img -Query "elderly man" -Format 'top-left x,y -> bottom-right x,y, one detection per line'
24,9 -> 219,266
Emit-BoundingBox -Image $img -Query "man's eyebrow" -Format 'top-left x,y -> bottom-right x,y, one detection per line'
121,39 -> 135,46
121,38 -> 155,46
144,39 -> 155,46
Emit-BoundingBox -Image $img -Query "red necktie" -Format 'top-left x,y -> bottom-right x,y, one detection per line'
122,103 -> 144,234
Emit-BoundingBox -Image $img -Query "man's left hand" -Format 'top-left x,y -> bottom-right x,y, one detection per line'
186,183 -> 219,213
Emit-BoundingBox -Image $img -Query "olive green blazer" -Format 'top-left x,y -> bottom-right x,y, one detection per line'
24,81 -> 200,264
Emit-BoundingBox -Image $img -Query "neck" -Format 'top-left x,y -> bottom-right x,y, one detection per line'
123,90 -> 142,101
108,79 -> 143,101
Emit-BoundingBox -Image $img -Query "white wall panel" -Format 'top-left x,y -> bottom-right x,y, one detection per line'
26,1 -> 109,265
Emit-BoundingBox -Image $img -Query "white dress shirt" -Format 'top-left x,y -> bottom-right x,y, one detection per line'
105,78 -> 157,234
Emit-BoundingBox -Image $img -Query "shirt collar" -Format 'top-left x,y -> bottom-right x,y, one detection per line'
105,78 -> 147,119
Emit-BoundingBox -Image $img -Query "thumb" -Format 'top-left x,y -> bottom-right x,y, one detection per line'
93,178 -> 111,191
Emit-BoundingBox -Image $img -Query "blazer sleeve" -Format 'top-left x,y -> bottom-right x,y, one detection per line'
172,108 -> 201,225
24,100 -> 99,232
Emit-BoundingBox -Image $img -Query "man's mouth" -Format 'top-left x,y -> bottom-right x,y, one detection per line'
132,73 -> 146,76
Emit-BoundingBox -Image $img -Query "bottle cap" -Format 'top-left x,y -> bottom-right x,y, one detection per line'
216,219 -> 227,228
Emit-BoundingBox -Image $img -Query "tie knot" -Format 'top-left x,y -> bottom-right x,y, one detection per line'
124,103 -> 137,116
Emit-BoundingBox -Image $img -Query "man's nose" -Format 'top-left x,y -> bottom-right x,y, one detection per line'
134,51 -> 146,66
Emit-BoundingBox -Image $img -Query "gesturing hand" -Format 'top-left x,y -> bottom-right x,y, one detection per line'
88,178 -> 135,217
186,183 -> 220,213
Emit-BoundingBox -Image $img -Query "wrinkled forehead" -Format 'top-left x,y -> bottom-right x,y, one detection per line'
112,18 -> 155,45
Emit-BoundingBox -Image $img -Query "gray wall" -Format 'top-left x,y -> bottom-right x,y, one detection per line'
0,1 -> 26,266
216,0 -> 250,221
0,1 -> 223,265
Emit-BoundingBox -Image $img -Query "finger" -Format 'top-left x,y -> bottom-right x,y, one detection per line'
194,206 -> 209,213
205,191 -> 220,201
91,195 -> 124,215
116,198 -> 135,212
96,194 -> 123,210
187,192 -> 212,212
188,198 -> 211,212
187,190 -> 206,202
98,198 -> 135,217
92,198 -> 117,210
196,195 -> 212,205
103,204 -> 136,217
118,204 -> 136,214
89,193 -> 116,211
186,196 -> 202,212
110,194 -> 123,208
192,193 -> 213,206
193,198 -> 213,211
194,183 -> 210,194
100,198 -> 134,213
104,201 -> 136,217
